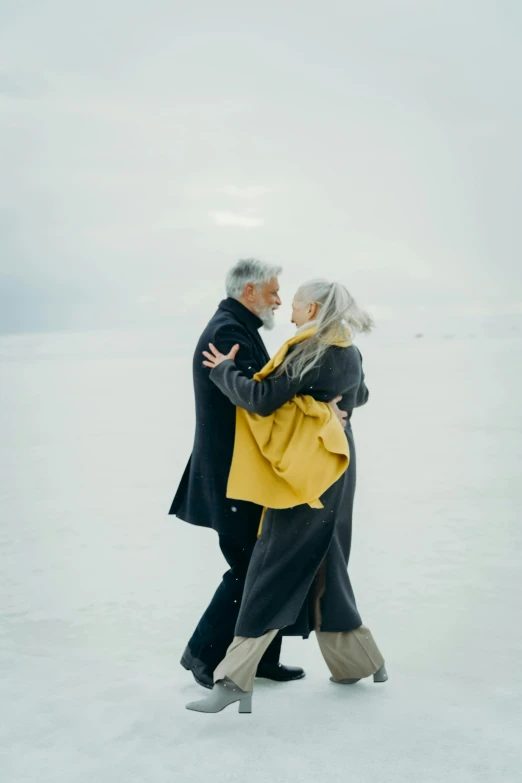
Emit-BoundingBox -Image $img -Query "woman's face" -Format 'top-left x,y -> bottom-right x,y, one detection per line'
291,295 -> 317,327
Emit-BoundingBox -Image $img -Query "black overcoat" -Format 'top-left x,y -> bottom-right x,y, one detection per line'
209,343 -> 369,638
169,298 -> 270,535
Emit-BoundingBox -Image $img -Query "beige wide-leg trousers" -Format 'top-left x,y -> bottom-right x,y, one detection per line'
214,557 -> 385,692
213,624 -> 384,692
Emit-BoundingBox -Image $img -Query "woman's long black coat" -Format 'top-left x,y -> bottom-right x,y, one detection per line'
209,344 -> 369,638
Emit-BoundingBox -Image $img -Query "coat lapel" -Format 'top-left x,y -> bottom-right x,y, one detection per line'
218,298 -> 270,363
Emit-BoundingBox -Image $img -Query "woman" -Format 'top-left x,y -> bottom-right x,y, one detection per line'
186,279 -> 387,714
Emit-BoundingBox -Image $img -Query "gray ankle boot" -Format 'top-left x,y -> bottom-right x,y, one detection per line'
373,664 -> 388,683
330,663 -> 389,685
185,677 -> 253,714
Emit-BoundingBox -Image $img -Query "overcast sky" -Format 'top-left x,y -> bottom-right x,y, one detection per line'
1,0 -> 521,335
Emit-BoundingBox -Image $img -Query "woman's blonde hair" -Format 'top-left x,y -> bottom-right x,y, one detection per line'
277,279 -> 373,380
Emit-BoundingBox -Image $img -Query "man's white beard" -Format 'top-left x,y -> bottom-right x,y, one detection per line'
259,307 -> 277,330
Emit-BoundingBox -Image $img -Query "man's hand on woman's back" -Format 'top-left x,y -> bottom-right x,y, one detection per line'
328,396 -> 348,428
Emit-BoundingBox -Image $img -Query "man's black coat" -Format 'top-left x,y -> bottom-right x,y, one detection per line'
169,298 -> 270,535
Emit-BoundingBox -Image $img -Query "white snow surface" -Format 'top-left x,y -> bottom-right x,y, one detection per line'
1,332 -> 521,782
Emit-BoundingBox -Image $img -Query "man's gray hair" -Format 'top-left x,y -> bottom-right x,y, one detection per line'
225,258 -> 282,299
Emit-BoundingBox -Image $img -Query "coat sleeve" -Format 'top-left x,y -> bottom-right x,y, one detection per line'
354,347 -> 369,408
213,324 -> 262,380
209,361 -> 302,417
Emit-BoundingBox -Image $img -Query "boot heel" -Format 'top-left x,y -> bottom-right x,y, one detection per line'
180,654 -> 191,671
373,664 -> 388,683
238,693 -> 252,714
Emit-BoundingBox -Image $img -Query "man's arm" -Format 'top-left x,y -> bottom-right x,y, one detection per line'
354,347 -> 369,408
355,380 -> 369,407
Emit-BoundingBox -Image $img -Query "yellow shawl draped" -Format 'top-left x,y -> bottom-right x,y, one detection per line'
226,326 -> 351,513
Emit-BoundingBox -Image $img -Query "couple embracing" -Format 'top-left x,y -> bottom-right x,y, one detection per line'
170,259 -> 387,715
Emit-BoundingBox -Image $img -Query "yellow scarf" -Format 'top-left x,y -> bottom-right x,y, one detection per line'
226,326 -> 351,517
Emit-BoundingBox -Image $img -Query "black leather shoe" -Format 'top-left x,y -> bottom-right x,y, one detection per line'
180,646 -> 214,689
256,662 -> 306,682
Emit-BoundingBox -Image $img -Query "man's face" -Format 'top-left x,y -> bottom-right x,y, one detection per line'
253,276 -> 281,329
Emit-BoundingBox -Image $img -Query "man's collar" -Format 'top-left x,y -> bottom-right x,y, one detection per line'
218,297 -> 264,332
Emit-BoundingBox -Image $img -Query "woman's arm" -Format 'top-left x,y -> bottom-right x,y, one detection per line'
210,360 -> 301,417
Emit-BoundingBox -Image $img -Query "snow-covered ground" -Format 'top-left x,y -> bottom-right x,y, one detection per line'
1,331 -> 521,782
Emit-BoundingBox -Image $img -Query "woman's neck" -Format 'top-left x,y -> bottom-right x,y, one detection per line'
296,319 -> 317,334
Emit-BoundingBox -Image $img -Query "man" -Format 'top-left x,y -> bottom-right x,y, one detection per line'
171,259 -> 345,688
